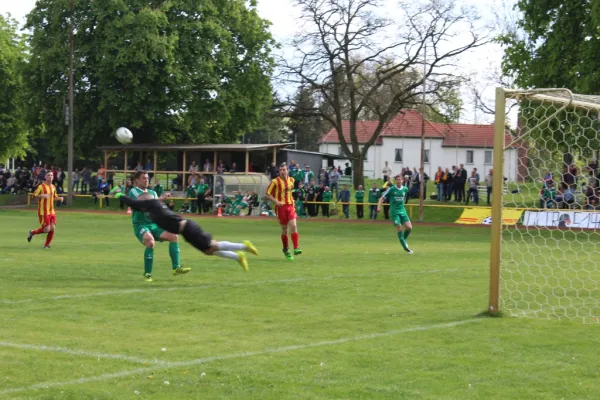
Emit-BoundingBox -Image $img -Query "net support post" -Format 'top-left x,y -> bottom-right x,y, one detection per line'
489,87 -> 506,316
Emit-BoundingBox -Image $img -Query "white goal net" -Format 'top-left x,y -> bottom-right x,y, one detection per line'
495,88 -> 600,323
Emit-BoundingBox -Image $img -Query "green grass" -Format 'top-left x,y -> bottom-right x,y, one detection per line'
1,210 -> 599,399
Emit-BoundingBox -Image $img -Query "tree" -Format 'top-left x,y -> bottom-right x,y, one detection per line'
500,0 -> 600,94
281,0 -> 489,188
287,86 -> 323,152
0,14 -> 29,161
25,0 -> 275,164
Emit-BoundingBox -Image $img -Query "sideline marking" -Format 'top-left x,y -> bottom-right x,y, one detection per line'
0,318 -> 484,395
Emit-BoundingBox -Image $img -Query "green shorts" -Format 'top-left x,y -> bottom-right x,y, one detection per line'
391,212 -> 410,226
134,224 -> 165,244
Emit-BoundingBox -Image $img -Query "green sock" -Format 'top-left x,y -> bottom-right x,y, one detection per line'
169,242 -> 181,269
144,247 -> 154,275
403,229 -> 411,240
397,232 -> 409,251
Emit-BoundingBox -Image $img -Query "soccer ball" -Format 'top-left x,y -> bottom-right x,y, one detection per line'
115,127 -> 133,144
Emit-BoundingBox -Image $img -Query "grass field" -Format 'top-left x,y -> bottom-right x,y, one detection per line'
1,210 -> 600,399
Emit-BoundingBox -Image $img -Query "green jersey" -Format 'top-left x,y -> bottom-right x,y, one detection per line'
129,187 -> 158,226
355,190 -> 365,202
321,191 -> 333,202
153,184 -> 164,197
185,185 -> 196,199
195,183 -> 209,194
382,185 -> 408,214
368,188 -> 381,203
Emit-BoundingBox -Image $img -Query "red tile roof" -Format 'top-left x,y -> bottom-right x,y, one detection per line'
319,110 -> 514,148
438,123 -> 513,148
318,120 -> 384,145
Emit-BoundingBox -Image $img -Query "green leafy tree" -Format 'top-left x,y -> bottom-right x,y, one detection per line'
0,14 -> 29,161
25,0 -> 275,164
500,0 -> 600,93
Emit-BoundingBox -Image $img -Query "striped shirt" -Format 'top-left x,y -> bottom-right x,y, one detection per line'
266,176 -> 295,206
33,182 -> 59,216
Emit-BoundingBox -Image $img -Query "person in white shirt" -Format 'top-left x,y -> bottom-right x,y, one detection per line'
382,161 -> 392,182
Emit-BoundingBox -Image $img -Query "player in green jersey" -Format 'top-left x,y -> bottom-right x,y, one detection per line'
129,171 -> 189,282
377,175 -> 413,254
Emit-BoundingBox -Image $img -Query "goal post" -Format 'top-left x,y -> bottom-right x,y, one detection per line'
489,87 -> 600,322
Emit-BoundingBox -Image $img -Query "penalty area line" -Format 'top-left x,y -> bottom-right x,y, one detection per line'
0,318 -> 484,395
0,267 -> 480,305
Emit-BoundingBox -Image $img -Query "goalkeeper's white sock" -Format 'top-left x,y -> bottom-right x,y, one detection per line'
213,251 -> 240,261
216,241 -> 246,251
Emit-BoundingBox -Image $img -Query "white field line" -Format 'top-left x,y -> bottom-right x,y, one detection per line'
0,267 -> 479,305
0,341 -> 164,366
0,318 -> 483,396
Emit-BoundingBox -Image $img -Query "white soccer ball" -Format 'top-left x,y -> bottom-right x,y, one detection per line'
116,127 -> 133,144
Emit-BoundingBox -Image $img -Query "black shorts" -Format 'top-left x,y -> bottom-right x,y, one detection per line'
182,220 -> 213,253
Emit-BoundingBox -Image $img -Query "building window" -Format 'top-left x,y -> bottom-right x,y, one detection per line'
394,149 -> 403,162
485,150 -> 492,165
338,147 -> 344,156
466,150 -> 474,164
363,148 -> 368,161
424,150 -> 430,163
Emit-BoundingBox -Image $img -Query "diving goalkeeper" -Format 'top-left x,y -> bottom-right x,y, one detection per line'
120,194 -> 258,271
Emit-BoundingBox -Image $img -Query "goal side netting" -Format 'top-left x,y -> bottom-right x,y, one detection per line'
490,88 -> 600,323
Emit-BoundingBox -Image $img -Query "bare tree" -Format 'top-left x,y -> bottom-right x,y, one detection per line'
280,0 -> 491,188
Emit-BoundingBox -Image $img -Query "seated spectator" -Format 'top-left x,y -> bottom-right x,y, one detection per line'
540,181 -> 556,208
586,181 -> 599,209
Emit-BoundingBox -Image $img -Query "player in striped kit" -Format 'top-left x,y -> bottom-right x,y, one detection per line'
27,171 -> 64,248
266,163 -> 302,261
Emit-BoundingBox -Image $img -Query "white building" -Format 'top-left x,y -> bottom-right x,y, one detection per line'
318,110 -> 518,182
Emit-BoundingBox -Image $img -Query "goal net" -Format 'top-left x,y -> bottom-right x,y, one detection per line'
490,88 -> 600,323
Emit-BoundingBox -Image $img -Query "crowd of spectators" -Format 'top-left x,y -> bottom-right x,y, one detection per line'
539,161 -> 599,210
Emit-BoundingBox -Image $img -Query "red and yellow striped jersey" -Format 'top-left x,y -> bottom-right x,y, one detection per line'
33,182 -> 59,216
266,176 -> 295,205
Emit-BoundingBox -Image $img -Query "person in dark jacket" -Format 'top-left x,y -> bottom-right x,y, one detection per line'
339,184 -> 351,218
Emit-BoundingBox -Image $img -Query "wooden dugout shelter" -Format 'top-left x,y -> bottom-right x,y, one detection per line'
98,143 -> 293,185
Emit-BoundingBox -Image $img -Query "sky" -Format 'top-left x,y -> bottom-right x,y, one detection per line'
1,0 -> 517,124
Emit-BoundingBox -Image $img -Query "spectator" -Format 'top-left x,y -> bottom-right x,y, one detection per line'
135,161 -> 144,172
153,179 -> 164,197
306,179 -> 318,217
586,181 -> 598,209
189,161 -> 198,174
540,181 -> 556,208
321,186 -> 332,217
81,167 -> 91,194
485,169 -> 493,206
328,167 -> 340,199
294,181 -> 307,217
434,167 -> 444,201
203,159 -> 213,185
269,162 -> 278,179
456,164 -> 467,202
562,165 -> 576,188
465,170 -> 479,205
543,170 -> 553,187
186,182 -> 197,213
145,159 -> 153,183
441,168 -> 451,202
344,163 -> 352,176
382,161 -> 392,182
318,168 -> 329,188
355,184 -> 365,219
339,184 -> 351,218
368,182 -> 380,220
56,168 -> 65,193
230,162 -> 238,173
2,175 -> 16,194
474,168 -> 480,183
216,160 -> 226,174
195,178 -> 211,215
107,168 -> 115,189
302,165 -> 315,186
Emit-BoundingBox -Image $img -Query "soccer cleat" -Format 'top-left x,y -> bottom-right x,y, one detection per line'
405,249 -> 414,255
293,248 -> 302,256
243,240 -> 259,256
237,252 -> 249,272
144,274 -> 153,282
27,231 -> 33,243
172,266 -> 191,276
284,251 -> 294,261
43,246 -> 51,249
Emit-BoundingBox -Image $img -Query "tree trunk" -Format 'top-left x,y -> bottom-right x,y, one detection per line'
352,157 -> 364,189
